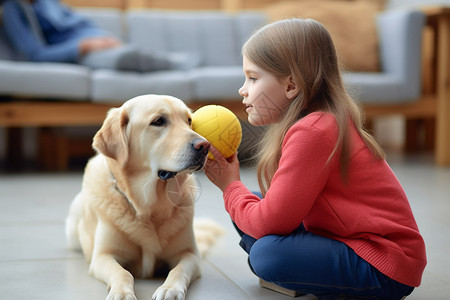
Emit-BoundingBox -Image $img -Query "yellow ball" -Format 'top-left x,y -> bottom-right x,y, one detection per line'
192,105 -> 242,159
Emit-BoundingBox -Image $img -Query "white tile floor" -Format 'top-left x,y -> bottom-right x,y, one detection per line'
0,152 -> 449,299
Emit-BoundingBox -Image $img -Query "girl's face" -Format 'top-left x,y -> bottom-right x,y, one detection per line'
239,56 -> 296,126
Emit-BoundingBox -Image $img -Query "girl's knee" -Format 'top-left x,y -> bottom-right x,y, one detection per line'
248,235 -> 285,280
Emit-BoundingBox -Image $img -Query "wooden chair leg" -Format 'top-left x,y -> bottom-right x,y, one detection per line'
425,118 -> 436,151
405,119 -> 420,152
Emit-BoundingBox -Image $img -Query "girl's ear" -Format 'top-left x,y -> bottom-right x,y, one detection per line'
285,76 -> 299,100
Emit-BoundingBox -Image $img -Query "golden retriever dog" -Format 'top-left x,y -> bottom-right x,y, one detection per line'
65,95 -> 223,300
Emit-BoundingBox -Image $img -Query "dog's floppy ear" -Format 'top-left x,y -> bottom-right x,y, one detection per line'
93,107 -> 130,166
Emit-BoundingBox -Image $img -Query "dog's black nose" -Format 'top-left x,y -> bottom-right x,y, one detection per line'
192,138 -> 210,156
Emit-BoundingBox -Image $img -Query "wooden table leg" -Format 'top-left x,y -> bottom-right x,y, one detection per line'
5,127 -> 23,171
435,13 -> 450,165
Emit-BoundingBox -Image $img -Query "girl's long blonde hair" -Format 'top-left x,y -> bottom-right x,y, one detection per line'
243,19 -> 385,196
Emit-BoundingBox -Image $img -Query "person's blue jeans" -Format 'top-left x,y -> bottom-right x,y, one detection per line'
233,194 -> 414,299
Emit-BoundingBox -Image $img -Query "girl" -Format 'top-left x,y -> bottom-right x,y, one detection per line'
204,19 -> 426,299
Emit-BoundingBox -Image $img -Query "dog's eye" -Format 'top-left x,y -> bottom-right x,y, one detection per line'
188,118 -> 192,126
150,117 -> 166,127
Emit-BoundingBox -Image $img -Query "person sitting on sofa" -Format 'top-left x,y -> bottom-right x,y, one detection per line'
1,0 -> 198,71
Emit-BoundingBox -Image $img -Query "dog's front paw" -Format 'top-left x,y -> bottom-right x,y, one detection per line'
106,288 -> 137,300
152,285 -> 186,300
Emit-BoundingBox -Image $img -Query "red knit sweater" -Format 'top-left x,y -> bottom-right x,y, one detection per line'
224,112 -> 426,287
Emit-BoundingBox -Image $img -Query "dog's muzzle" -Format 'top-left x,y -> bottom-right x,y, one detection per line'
157,138 -> 210,181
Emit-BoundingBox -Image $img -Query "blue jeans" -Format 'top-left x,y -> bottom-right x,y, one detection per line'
234,218 -> 414,299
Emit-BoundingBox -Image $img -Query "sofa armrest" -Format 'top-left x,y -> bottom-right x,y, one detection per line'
376,9 -> 425,100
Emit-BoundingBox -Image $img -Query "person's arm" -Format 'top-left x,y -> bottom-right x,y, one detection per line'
224,121 -> 337,239
2,1 -> 80,62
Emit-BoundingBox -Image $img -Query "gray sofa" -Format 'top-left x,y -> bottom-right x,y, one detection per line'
0,9 -> 265,103
0,8 -> 425,105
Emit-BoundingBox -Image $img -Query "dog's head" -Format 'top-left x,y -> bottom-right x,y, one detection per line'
93,95 -> 210,180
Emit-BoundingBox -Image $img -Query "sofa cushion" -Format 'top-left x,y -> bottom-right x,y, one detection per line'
188,66 -> 245,101
126,11 -> 241,67
264,0 -> 383,72
90,69 -> 193,103
343,72 -> 411,103
0,60 -> 89,100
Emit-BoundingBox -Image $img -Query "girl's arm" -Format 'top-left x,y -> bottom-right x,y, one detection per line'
224,122 -> 336,239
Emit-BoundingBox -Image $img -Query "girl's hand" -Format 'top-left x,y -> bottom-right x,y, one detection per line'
204,146 -> 241,192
